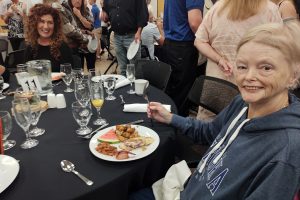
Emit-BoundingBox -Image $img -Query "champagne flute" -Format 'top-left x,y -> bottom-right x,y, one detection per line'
126,64 -> 135,94
60,63 -> 74,93
104,77 -> 116,100
74,78 -> 90,106
0,111 -> 15,150
90,81 -> 107,125
0,76 -> 6,99
72,101 -> 92,135
12,98 -> 39,149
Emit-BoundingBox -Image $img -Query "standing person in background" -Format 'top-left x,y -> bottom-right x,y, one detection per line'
271,0 -> 298,20
0,0 -> 26,50
88,0 -> 102,59
101,0 -> 148,76
162,0 -> 204,116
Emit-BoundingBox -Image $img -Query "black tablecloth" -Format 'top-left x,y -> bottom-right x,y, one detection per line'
0,77 -> 177,200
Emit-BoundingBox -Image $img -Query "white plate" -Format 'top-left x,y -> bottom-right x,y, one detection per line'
3,83 -> 9,90
0,155 -> 20,193
127,40 -> 140,60
87,35 -> 98,53
91,74 -> 126,83
89,125 -> 160,162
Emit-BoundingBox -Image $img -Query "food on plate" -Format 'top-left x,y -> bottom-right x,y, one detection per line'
95,142 -> 118,156
115,124 -> 139,141
119,136 -> 154,151
116,150 -> 136,160
97,129 -> 120,144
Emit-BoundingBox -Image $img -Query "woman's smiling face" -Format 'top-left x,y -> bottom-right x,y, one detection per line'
37,14 -> 54,40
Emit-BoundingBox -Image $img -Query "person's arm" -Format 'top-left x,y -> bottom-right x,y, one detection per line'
279,1 -> 298,20
155,21 -> 164,45
0,65 -> 10,83
188,8 -> 202,33
135,0 -> 148,42
244,161 -> 299,200
73,7 -> 93,30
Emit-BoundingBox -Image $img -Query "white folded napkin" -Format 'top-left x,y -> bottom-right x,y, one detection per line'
115,78 -> 131,89
123,103 -> 171,112
152,160 -> 191,200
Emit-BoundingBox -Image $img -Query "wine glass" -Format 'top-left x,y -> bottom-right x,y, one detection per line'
126,64 -> 135,94
0,111 -> 15,150
104,77 -> 116,100
14,89 -> 45,137
72,68 -> 83,84
0,76 -> 6,100
90,81 -> 107,125
12,98 -> 39,149
88,68 -> 102,83
74,78 -> 90,106
72,101 -> 92,135
60,63 -> 74,93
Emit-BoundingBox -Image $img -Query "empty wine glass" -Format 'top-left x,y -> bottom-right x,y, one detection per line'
72,68 -> 83,84
104,77 -> 116,100
0,111 -> 15,150
72,101 -> 92,135
74,78 -> 90,106
12,98 -> 39,149
88,68 -> 102,83
126,64 -> 135,94
0,76 -> 6,100
60,63 -> 74,93
14,89 -> 45,137
90,81 -> 107,125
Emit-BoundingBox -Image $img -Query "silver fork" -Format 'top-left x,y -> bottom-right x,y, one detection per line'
143,89 -> 154,127
119,95 -> 125,104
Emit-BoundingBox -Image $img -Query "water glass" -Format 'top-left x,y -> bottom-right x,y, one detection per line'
126,64 -> 135,94
90,81 -> 106,125
104,77 -> 116,100
0,111 -> 15,150
72,68 -> 83,84
12,98 -> 39,149
74,78 -> 90,106
16,64 -> 28,73
0,76 -> 5,100
88,68 -> 102,83
72,101 -> 92,135
60,63 -> 74,93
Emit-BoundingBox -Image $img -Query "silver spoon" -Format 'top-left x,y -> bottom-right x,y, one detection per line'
60,160 -> 94,186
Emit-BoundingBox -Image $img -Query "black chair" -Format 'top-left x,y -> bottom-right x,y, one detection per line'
187,75 -> 239,114
135,60 -> 172,91
0,39 -> 8,65
4,49 -> 25,73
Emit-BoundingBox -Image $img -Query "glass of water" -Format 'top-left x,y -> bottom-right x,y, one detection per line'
126,64 -> 135,94
74,77 -> 90,106
104,77 -> 116,100
0,111 -> 15,150
72,101 -> 92,135
60,63 -> 74,93
0,76 -> 6,100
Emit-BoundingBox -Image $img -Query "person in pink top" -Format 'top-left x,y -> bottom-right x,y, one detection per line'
194,0 -> 282,84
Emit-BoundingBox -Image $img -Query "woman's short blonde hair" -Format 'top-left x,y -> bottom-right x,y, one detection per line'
237,21 -> 300,89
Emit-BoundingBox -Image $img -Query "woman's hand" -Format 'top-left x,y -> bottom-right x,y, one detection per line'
73,7 -> 82,18
147,102 -> 173,124
218,57 -> 233,76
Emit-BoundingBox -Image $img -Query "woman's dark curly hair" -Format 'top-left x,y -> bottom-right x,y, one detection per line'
24,4 -> 64,61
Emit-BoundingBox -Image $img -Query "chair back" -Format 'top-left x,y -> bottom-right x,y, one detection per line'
0,39 -> 8,65
4,49 -> 25,73
188,76 -> 239,114
135,60 -> 172,91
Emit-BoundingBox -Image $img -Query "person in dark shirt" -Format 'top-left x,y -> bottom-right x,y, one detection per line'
0,65 -> 10,83
101,0 -> 148,76
24,4 -> 73,72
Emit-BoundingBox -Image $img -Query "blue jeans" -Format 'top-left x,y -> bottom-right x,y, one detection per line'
129,187 -> 155,200
114,33 -> 141,76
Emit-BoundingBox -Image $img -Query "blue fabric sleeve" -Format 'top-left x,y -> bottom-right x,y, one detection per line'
186,0 -> 204,11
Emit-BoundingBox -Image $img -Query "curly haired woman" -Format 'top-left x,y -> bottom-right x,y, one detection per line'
24,4 -> 73,72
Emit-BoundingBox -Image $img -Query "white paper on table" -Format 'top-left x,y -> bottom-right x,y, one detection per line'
115,78 -> 131,89
123,103 -> 171,113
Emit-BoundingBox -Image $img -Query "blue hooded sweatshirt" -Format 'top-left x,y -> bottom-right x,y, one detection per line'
171,94 -> 300,199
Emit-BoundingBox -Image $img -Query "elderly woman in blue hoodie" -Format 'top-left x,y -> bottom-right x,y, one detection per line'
134,21 -> 300,199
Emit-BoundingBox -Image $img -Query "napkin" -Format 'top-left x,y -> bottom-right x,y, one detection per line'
123,103 -> 171,113
115,78 -> 131,89
152,160 -> 191,200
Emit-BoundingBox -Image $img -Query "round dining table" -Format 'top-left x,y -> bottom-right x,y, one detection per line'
0,76 -> 177,200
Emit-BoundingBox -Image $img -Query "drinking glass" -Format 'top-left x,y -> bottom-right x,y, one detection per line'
104,77 -> 116,100
90,81 -> 107,125
12,98 -> 39,149
60,63 -> 74,93
0,111 -> 15,150
72,68 -> 83,84
126,64 -> 135,94
74,78 -> 90,106
88,68 -> 102,83
16,64 -> 28,73
72,101 -> 92,135
0,76 -> 6,100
